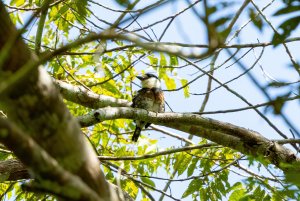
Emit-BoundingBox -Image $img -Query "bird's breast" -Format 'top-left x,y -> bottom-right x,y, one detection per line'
133,88 -> 164,113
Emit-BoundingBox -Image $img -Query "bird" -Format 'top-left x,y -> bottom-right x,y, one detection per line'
131,73 -> 165,142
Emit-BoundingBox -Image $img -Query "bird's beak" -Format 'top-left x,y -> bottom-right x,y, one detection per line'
136,75 -> 144,80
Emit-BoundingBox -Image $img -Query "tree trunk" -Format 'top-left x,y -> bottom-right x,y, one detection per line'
0,3 -> 120,200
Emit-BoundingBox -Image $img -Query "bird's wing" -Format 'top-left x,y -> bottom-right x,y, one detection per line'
151,88 -> 165,112
132,89 -> 144,108
132,88 -> 154,108
157,91 -> 165,112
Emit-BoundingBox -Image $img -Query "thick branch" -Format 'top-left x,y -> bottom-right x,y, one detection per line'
0,159 -> 134,201
0,118 -> 103,201
78,107 -> 300,173
0,3 -> 121,200
0,159 -> 29,181
55,80 -> 130,108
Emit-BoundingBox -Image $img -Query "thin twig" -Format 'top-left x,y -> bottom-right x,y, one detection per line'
250,0 -> 300,75
98,143 -> 216,161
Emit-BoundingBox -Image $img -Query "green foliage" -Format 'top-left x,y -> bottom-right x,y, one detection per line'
1,1 -> 300,201
228,182 -> 246,201
159,53 -> 167,67
180,78 -> 190,98
148,55 -> 158,66
248,8 -> 264,32
0,183 -> 14,200
268,93 -> 291,115
272,16 -> 300,46
272,2 -> 300,46
182,178 -> 202,198
115,0 -> 131,7
10,0 -> 25,7
162,73 -> 176,90
74,0 -> 88,19
169,54 -> 178,66
187,158 -> 199,177
140,177 -> 155,188
285,172 -> 300,186
177,153 -> 192,176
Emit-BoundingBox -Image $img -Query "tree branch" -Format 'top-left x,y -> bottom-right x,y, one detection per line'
0,159 -> 134,201
0,118 -> 103,201
55,80 -> 131,108
98,143 -> 216,161
78,107 -> 300,173
35,1 -> 49,55
0,159 -> 29,181
0,3 -> 123,200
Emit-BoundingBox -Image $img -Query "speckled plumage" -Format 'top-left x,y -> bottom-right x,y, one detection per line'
131,74 -> 165,142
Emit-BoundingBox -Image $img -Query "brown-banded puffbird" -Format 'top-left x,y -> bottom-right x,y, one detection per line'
131,73 -> 165,142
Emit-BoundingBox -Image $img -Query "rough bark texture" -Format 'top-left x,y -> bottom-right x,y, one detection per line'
78,107 -> 300,174
54,80 -> 300,181
0,159 -> 29,181
55,80 -> 131,108
0,159 -> 134,201
0,3 -> 119,200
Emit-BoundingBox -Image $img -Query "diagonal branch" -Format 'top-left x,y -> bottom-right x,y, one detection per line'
0,118 -> 103,201
55,80 -> 131,108
0,158 -> 134,201
0,2 -> 123,200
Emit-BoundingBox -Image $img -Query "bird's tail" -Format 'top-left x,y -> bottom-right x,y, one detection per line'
132,127 -> 142,142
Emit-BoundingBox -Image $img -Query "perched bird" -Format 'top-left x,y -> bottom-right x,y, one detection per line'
131,73 -> 165,142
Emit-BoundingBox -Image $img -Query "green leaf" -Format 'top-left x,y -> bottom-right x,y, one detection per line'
206,6 -> 217,16
177,154 -> 192,176
263,195 -> 271,201
285,172 -> 300,186
141,177 -> 155,187
74,0 -> 88,18
148,55 -> 158,66
274,5 -> 300,16
13,0 -> 25,6
59,5 -> 70,15
272,16 -> 300,46
182,178 -> 201,198
228,183 -> 246,201
162,74 -> 176,90
249,8 -> 264,31
16,12 -> 24,25
213,17 -> 231,28
169,54 -> 178,66
200,187 -> 209,201
160,53 -> 167,66
187,158 -> 198,177
180,79 -> 190,98
279,15 -> 300,32
271,32 -> 285,46
115,0 -> 130,7
216,179 -> 226,196
253,186 -> 265,199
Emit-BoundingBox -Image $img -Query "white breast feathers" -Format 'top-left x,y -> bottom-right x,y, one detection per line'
142,77 -> 161,89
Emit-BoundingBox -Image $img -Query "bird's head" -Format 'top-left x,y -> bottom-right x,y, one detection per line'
137,73 -> 161,89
